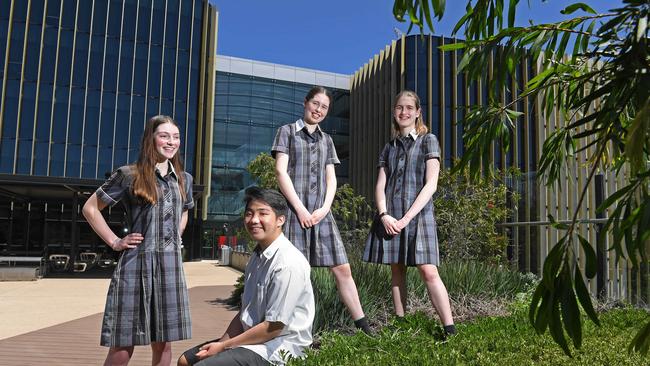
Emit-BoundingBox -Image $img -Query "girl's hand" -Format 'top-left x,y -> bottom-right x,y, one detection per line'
297,207 -> 314,229
311,207 -> 328,225
111,233 -> 143,251
381,214 -> 401,236
395,217 -> 411,231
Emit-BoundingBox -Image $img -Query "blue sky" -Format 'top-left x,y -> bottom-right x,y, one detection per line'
210,1 -> 621,75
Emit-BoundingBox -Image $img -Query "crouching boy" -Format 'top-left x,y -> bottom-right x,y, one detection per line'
178,187 -> 315,366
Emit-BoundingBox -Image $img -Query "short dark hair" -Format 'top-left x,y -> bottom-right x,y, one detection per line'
244,187 -> 288,217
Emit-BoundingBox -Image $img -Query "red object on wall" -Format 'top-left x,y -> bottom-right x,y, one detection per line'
217,236 -> 227,248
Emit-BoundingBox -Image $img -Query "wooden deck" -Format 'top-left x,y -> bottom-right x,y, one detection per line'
0,285 -> 238,366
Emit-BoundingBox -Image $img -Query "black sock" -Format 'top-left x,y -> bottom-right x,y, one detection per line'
354,317 -> 372,335
444,324 -> 457,335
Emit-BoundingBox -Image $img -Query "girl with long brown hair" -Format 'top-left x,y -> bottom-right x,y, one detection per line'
83,115 -> 195,366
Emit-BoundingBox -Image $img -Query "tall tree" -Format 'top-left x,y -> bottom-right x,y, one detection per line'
392,0 -> 649,356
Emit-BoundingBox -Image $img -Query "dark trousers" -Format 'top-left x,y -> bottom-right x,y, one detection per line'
181,339 -> 270,366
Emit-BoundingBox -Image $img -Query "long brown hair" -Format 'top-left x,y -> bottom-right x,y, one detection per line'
131,115 -> 186,205
392,90 -> 428,138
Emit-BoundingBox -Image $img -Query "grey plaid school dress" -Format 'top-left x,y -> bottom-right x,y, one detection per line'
363,132 -> 441,266
271,119 -> 348,267
95,163 -> 194,347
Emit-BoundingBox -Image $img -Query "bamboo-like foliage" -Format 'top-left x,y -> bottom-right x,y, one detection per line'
392,0 -> 649,357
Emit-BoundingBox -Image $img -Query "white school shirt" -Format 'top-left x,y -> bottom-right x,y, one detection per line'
239,233 -> 315,364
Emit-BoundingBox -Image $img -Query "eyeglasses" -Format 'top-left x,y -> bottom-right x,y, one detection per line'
394,105 -> 417,112
309,100 -> 329,112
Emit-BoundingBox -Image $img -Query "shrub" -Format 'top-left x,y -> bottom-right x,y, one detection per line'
311,257 -> 536,333
331,185 -> 373,231
434,167 -> 518,264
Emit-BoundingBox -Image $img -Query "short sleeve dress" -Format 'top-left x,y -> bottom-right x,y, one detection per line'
363,133 -> 441,266
95,163 -> 194,347
271,119 -> 348,267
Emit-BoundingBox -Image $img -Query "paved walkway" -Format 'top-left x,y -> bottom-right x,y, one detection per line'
0,261 -> 242,366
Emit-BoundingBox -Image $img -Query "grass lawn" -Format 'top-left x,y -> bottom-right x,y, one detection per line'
290,307 -> 649,365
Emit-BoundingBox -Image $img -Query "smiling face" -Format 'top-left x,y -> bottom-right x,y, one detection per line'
393,95 -> 421,134
244,199 -> 285,247
153,122 -> 180,162
303,92 -> 330,125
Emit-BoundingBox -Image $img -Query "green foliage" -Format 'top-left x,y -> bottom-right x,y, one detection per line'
434,167 -> 517,263
225,274 -> 245,308
290,308 -> 649,365
247,153 -> 278,190
392,0 -> 650,355
311,255 -> 535,334
331,184 -> 373,231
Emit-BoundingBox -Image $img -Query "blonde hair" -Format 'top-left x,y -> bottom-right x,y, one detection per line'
392,90 -> 428,138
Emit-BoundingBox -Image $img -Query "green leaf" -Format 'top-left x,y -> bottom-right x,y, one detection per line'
561,269 -> 582,349
577,234 -> 597,279
556,30 -> 572,62
581,21 -> 593,52
636,15 -> 648,42
543,237 -> 566,289
637,199 -> 650,260
393,0 -> 407,21
452,7 -> 474,36
629,318 -> 650,355
624,203 -> 638,265
625,97 -> 650,175
439,42 -> 467,51
596,183 -> 635,213
548,277 -> 572,356
598,13 -> 630,36
431,0 -> 446,20
572,32 -> 583,60
574,266 -> 600,325
507,0 -> 520,28
534,287 -> 553,334
407,3 -> 421,27
418,0 -> 434,32
560,3 -> 596,15
488,1 -> 495,36
529,282 -> 547,325
526,67 -> 554,90
548,214 -> 570,230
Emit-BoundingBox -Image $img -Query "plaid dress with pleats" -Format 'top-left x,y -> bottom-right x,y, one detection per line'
95,164 -> 194,347
272,120 -> 348,267
363,133 -> 441,266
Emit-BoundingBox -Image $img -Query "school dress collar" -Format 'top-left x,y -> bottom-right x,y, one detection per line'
155,160 -> 178,180
393,128 -> 419,146
294,119 -> 323,135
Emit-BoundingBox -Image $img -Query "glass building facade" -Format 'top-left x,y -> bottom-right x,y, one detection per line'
0,0 -> 217,262
0,0 -> 215,177
207,55 -> 350,231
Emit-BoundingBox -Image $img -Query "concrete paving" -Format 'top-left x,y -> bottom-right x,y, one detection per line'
0,261 -> 242,340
